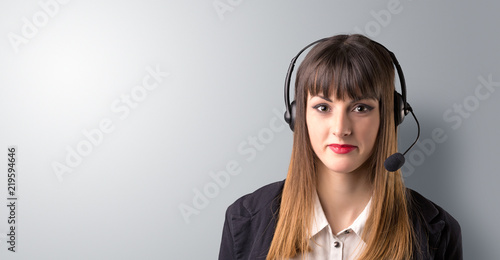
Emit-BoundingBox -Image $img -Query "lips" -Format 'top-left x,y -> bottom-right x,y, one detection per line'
328,144 -> 357,154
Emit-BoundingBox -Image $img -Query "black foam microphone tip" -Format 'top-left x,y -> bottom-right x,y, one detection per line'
384,153 -> 405,172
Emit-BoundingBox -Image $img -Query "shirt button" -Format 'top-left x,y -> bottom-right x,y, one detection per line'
334,241 -> 340,248
345,230 -> 350,234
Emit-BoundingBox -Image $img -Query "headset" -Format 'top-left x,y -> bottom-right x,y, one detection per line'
282,36 -> 420,172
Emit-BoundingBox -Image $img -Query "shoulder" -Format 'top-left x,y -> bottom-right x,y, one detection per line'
406,188 -> 463,260
226,180 -> 285,218
219,180 -> 285,259
406,188 -> 461,233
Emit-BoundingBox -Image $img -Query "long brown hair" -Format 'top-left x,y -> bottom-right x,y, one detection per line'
267,34 -> 414,259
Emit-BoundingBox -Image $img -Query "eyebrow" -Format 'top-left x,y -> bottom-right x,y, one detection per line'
315,95 -> 333,102
312,95 -> 377,104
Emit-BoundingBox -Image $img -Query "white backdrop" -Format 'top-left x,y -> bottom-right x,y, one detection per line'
0,0 -> 499,259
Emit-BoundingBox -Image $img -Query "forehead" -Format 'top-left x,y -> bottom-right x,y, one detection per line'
302,46 -> 384,102
306,70 -> 381,103
307,92 -> 379,103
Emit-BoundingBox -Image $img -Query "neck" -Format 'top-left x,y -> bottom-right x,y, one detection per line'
315,162 -> 373,234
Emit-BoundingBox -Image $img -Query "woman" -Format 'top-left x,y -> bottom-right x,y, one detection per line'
219,34 -> 462,260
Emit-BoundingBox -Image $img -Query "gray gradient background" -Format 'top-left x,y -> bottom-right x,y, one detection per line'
0,0 -> 498,259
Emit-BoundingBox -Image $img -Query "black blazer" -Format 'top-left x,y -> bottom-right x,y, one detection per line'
219,180 -> 462,260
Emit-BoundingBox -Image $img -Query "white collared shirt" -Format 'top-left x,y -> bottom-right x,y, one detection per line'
289,192 -> 372,260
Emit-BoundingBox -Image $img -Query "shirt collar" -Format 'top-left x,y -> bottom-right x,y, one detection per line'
310,190 -> 372,239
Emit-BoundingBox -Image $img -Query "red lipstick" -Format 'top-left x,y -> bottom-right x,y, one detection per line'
328,144 -> 357,154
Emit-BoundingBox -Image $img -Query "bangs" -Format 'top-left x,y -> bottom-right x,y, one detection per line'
303,44 -> 383,101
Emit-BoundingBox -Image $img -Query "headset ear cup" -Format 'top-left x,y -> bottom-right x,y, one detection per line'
394,91 -> 405,126
289,100 -> 296,131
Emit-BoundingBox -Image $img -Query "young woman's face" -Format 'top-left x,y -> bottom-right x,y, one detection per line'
306,93 -> 380,174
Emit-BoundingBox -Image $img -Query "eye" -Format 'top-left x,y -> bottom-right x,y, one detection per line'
353,104 -> 373,113
313,104 -> 330,112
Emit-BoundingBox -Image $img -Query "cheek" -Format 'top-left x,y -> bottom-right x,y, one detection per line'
364,118 -> 380,147
306,116 -> 325,150
307,116 -> 327,134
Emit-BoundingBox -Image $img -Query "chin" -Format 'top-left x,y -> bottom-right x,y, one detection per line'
323,163 -> 362,174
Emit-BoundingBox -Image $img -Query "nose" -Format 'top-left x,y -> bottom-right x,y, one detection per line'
331,111 -> 352,137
